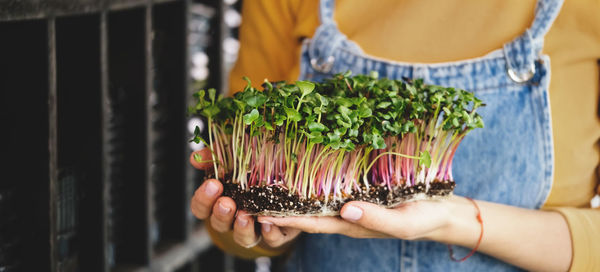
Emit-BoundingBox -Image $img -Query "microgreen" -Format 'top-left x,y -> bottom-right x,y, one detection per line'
190,72 -> 484,200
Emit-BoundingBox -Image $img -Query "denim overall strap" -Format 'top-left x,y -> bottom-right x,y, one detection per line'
306,0 -> 363,74
503,0 -> 564,82
318,0 -> 335,25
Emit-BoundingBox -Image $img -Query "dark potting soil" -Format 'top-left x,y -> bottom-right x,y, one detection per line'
221,181 -> 456,216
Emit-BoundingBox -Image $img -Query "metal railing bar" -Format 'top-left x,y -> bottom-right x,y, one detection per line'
109,0 -> 150,11
0,0 -> 182,22
149,227 -> 212,272
47,17 -> 59,272
100,11 -> 111,272
182,0 -> 196,239
145,1 -> 156,264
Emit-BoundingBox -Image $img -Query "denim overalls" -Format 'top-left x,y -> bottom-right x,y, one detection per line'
289,0 -> 564,271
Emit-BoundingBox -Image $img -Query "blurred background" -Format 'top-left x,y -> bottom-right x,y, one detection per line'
0,0 -> 284,271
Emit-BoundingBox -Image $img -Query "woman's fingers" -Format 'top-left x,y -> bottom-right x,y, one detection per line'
189,148 -> 213,170
210,197 -> 237,232
260,223 -> 301,248
259,216 -> 344,234
233,211 -> 261,248
190,179 -> 223,219
340,201 -> 402,234
339,200 -> 450,240
259,216 -> 385,239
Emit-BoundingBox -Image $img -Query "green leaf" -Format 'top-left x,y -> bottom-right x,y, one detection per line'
310,135 -> 324,144
193,90 -> 205,99
343,139 -> 356,150
296,81 -> 315,96
376,101 -> 391,108
243,109 -> 259,125
208,88 -> 216,103
402,121 -> 415,133
262,79 -> 273,91
318,94 -> 329,106
284,107 -> 302,122
334,127 -> 347,136
246,93 -> 267,108
307,121 -> 326,132
357,105 -> 372,118
254,117 -> 265,127
327,132 -> 340,143
452,117 -> 460,127
406,84 -> 417,96
202,105 -> 220,118
264,122 -> 274,131
348,128 -> 358,137
189,134 -> 207,145
233,99 -> 246,110
369,71 -> 379,79
350,97 -> 366,105
379,113 -> 391,120
337,105 -> 351,116
434,93 -> 444,103
419,151 -> 432,168
274,114 -> 286,126
382,120 -> 396,132
301,105 -> 313,115
242,76 -> 252,91
194,90 -> 207,110
472,115 -> 484,128
336,97 -> 353,107
461,111 -> 471,122
193,153 -> 203,163
371,134 -> 386,149
336,118 -> 352,128
442,106 -> 451,115
278,88 -> 291,97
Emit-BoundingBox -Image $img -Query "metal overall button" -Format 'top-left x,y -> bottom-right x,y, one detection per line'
507,62 -> 536,83
310,55 -> 335,73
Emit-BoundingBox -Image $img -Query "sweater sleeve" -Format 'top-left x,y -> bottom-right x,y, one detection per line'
227,0 -> 318,95
205,223 -> 292,259
546,207 -> 600,272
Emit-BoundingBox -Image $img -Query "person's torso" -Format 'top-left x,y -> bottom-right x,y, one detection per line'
287,0 -> 562,271
263,0 -> 600,209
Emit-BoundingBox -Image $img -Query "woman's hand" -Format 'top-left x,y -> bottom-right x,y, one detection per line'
260,195 -> 572,272
190,149 -> 301,249
258,196 -> 471,241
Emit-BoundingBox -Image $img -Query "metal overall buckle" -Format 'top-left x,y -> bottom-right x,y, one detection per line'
507,62 -> 536,83
310,55 -> 335,73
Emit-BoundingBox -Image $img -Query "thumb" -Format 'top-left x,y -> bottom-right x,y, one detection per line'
189,148 -> 214,170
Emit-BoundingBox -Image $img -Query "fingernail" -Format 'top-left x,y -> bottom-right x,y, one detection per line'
204,182 -> 218,197
262,222 -> 272,233
341,205 -> 363,221
218,202 -> 231,215
238,216 -> 248,227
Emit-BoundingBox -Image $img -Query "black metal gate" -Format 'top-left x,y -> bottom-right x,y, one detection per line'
0,0 -> 251,271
